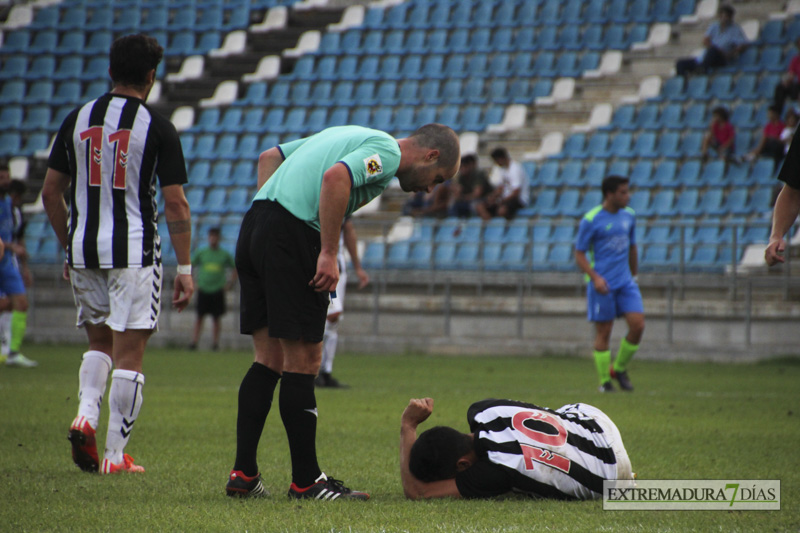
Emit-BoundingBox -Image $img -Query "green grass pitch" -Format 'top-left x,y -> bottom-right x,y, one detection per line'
1,344 -> 798,532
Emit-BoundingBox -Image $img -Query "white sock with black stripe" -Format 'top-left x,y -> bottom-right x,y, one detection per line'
77,350 -> 113,430
104,369 -> 145,465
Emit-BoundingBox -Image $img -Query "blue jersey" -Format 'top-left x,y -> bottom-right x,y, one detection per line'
575,205 -> 636,290
0,196 -> 13,267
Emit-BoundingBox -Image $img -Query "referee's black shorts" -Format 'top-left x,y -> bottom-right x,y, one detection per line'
235,200 -> 329,342
196,289 -> 226,318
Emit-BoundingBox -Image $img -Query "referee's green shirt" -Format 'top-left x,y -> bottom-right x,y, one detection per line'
253,126 -> 401,230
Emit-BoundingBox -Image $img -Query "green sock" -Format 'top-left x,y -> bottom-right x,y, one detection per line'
593,350 -> 611,385
10,310 -> 27,353
613,338 -> 639,373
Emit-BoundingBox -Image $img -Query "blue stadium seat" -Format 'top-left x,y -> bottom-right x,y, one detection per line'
696,189 -> 725,216
699,160 -> 726,186
513,27 -> 537,52
25,80 -> 54,104
210,160 -> 234,184
630,160 -> 654,187
560,161 -> 585,187
645,225 -> 678,244
2,30 -> 31,54
555,134 -> 586,160
531,220 -> 552,243
584,160 -> 607,187
679,132 -> 704,158
530,79 -> 553,100
627,190 -> 651,215
443,54 -> 467,79
585,0 -> 608,24
642,244 -> 669,267
0,56 -> 27,82
684,103 -> 707,130
361,241 -> 386,272
558,25 -> 582,51
57,31 -> 86,56
0,106 -> 23,131
547,244 -> 574,271
603,104 -> 636,131
517,0 -> 540,24
386,242 -> 412,269
0,80 -> 26,105
532,52 -> 556,77
433,242 -> 457,270
651,76 -> 684,102
655,132 -> 681,159
505,219 -> 531,243
632,132 -> 658,158
674,189 -> 701,217
576,190 -> 603,215
460,106 -> 484,131
747,187 -> 773,215
635,103 -> 661,131
242,108 -> 266,133
604,24 -> 628,49
721,188 -> 750,216
20,105 -> 51,132
24,55 -> 56,81
582,132 -> 610,159
336,57 -> 359,81
0,133 -> 22,157
607,0 -> 630,24
732,73 -> 758,101
540,0 -> 563,24
650,190 -> 676,217
29,30 -> 58,55
422,55 -> 445,80
537,162 -> 560,187
608,132 -> 634,158
758,46 -> 785,73
85,31 -> 113,55
730,103 -> 754,130
82,57 -> 108,81
115,6 -> 141,32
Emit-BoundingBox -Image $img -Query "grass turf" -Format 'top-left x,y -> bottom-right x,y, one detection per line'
1,344 -> 798,532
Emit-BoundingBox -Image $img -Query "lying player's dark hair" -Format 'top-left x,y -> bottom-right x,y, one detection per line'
410,124 -> 461,170
110,34 -> 164,88
602,175 -> 629,197
409,426 -> 474,482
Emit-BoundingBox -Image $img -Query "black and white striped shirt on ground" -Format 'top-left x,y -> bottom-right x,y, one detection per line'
455,399 -> 619,500
48,93 -> 187,269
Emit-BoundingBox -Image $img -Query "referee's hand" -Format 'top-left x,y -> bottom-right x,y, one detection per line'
311,251 -> 339,292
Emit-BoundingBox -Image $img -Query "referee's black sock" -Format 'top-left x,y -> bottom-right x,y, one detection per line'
279,371 -> 321,488
233,363 -> 281,477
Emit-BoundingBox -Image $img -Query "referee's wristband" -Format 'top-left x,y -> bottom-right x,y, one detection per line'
177,264 -> 192,276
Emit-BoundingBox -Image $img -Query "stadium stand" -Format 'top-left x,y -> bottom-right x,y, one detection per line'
0,0 -> 786,274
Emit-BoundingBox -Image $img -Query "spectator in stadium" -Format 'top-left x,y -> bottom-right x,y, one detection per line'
675,4 -> 748,77
42,34 -> 194,474
574,176 -> 644,393
781,109 -> 798,156
745,104 -> 786,169
403,182 -> 452,218
773,38 -> 800,112
450,154 -> 493,218
189,227 -> 237,351
316,217 -> 369,388
476,148 -> 530,221
399,397 -> 633,500
226,123 -> 460,500
0,167 -> 36,367
701,106 -> 736,162
767,129 -> 800,266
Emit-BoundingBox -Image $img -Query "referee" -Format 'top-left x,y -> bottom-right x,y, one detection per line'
225,124 -> 460,500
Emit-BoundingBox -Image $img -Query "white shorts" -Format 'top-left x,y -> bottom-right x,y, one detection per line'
70,265 -> 163,332
327,264 -> 347,316
573,403 -> 634,481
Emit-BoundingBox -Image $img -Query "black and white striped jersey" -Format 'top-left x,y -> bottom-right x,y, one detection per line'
455,399 -> 618,500
48,93 -> 187,269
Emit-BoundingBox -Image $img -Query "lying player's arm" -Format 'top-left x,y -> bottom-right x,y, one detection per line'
257,147 -> 284,190
41,167 -> 72,250
400,398 -> 462,500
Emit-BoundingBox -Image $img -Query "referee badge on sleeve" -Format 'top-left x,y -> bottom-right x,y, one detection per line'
364,154 -> 383,178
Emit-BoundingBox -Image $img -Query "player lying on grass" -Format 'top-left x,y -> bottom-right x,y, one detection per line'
400,398 -> 634,500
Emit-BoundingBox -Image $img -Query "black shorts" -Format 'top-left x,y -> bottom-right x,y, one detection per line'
235,200 -> 329,342
197,290 -> 226,318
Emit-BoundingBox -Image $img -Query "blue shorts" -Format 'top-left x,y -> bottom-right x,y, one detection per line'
0,258 -> 25,296
587,279 -> 643,322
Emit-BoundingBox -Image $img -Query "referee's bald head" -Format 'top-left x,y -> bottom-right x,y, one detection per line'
409,124 -> 461,171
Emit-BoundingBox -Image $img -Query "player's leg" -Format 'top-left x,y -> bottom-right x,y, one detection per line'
99,265 -> 161,474
282,337 -> 369,500
100,328 -> 149,473
227,202 -> 279,497
0,294 -> 11,361
318,313 -> 340,387
587,283 -> 616,391
69,322 -> 114,472
611,282 -> 645,391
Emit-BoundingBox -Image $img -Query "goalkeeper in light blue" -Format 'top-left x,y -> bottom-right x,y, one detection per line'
575,176 -> 644,392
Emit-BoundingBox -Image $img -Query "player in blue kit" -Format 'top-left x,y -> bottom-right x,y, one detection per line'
575,176 -> 644,392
